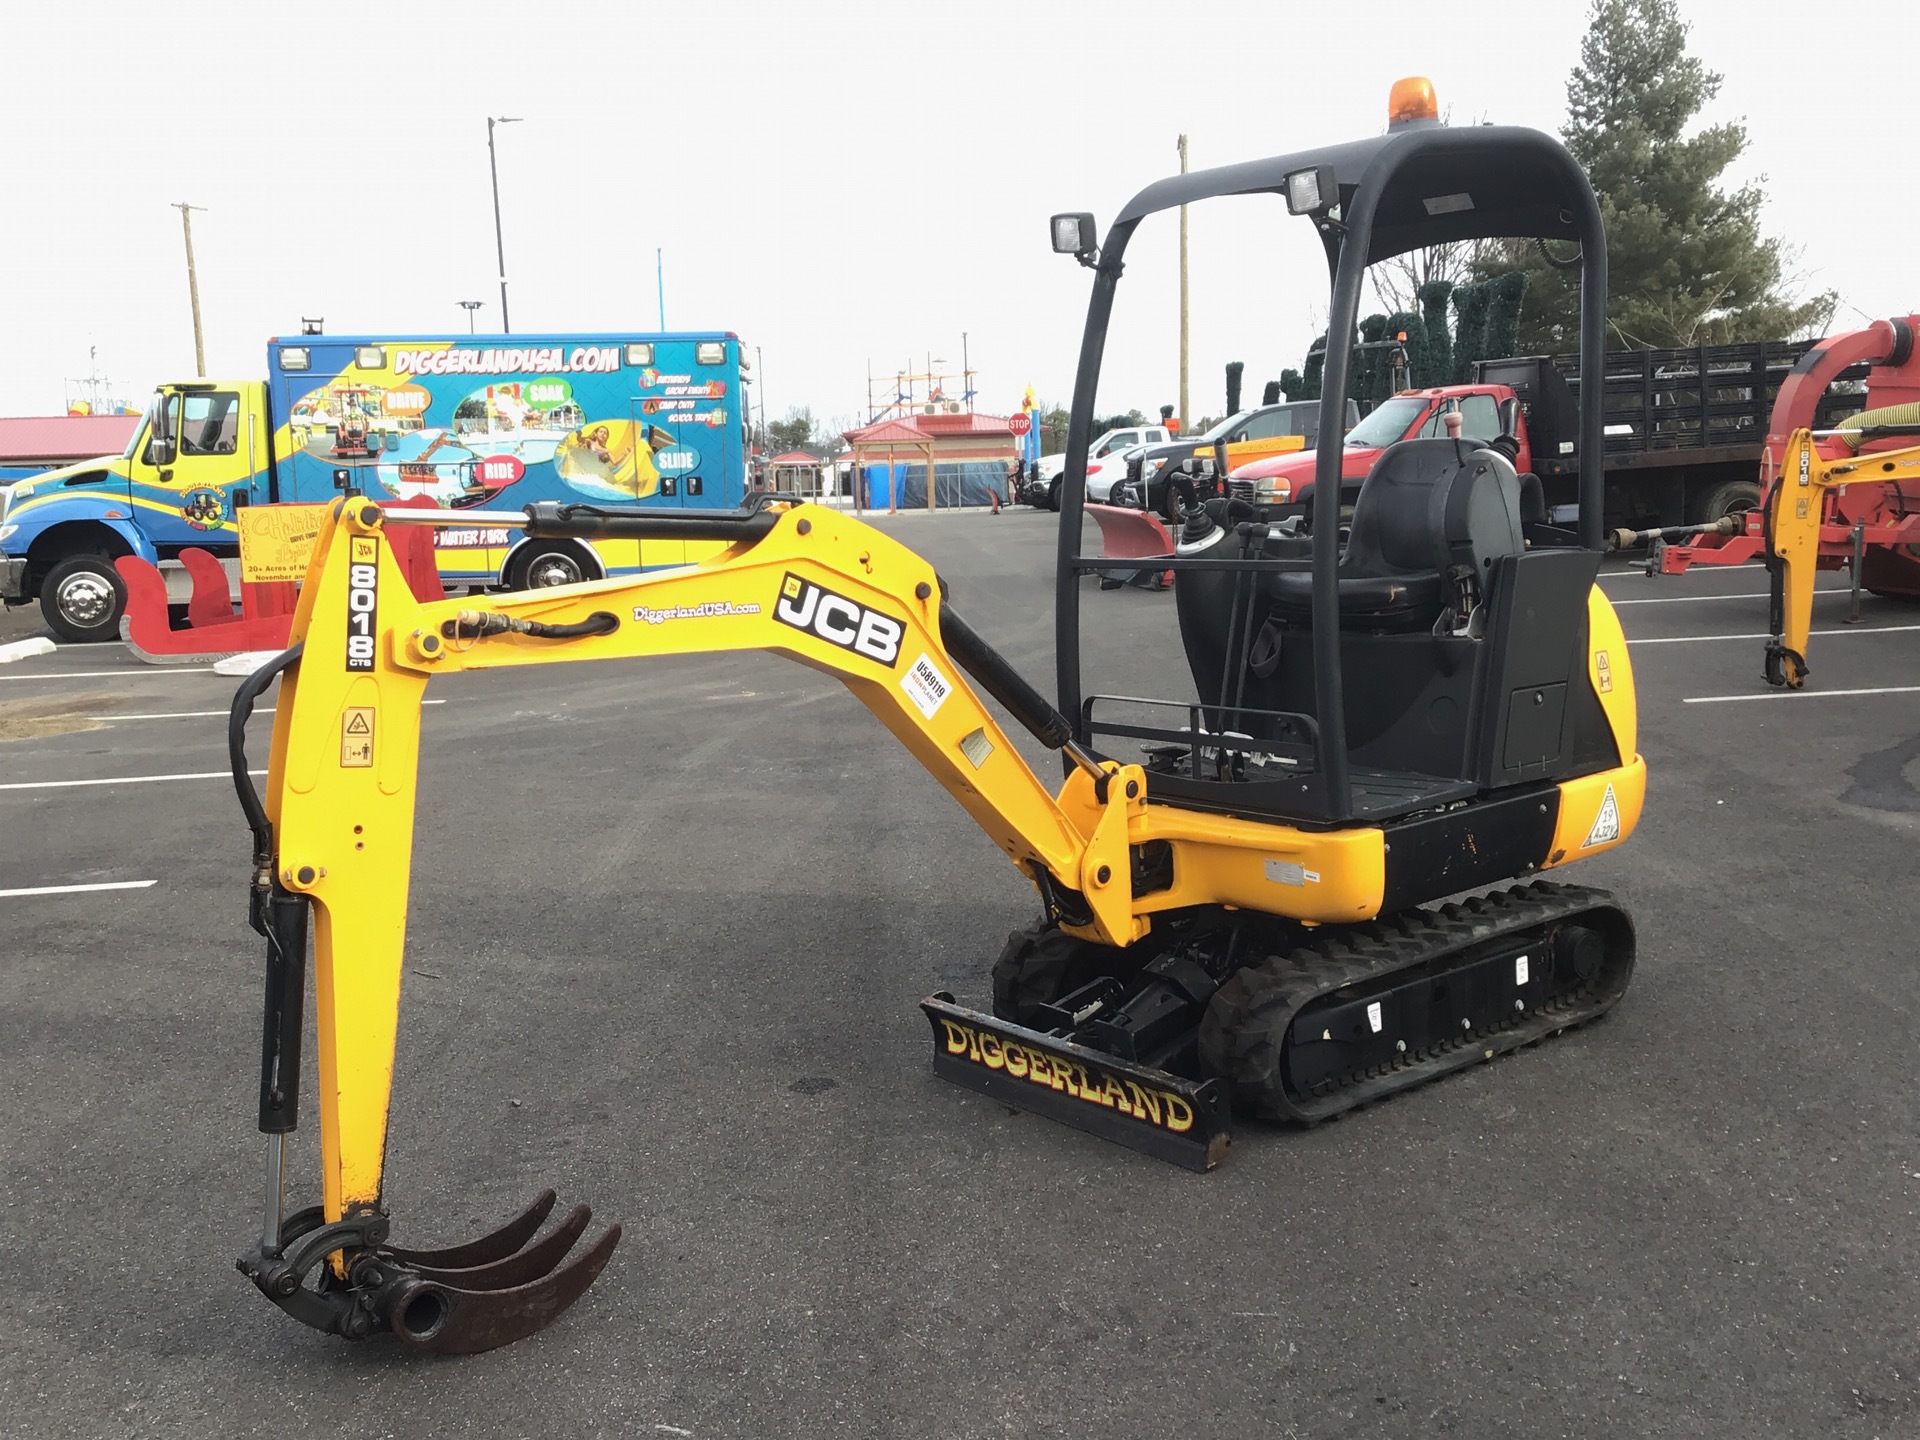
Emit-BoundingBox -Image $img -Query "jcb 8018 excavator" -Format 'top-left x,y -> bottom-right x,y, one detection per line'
228,78 -> 1643,1353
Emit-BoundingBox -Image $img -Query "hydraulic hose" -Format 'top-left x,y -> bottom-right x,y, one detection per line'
229,643 -> 305,871
1833,403 -> 1920,454
442,610 -> 620,641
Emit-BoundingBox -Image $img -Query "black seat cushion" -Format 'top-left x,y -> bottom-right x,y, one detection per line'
1267,438 -> 1478,626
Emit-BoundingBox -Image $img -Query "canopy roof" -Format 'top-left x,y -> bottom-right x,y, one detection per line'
1112,123 -> 1589,268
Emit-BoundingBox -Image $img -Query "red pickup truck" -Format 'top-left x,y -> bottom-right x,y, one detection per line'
1229,387 -> 1521,519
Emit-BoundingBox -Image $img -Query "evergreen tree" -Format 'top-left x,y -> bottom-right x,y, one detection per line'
1482,0 -> 1833,352
1225,361 -> 1244,415
1302,336 -> 1327,400
1450,283 -> 1492,384
1415,281 -> 1455,387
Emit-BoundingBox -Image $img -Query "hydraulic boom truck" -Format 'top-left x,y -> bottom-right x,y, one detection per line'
227,77 -> 1643,1354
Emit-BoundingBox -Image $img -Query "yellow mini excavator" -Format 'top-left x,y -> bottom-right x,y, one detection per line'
228,79 -> 1644,1353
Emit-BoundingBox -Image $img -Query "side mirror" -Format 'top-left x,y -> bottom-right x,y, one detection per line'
1499,395 -> 1522,440
1049,212 -> 1098,266
148,398 -> 177,467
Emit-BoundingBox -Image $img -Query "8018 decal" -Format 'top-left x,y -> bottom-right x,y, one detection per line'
773,572 -> 904,666
345,536 -> 379,670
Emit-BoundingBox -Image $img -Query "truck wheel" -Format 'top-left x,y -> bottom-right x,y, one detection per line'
1692,480 -> 1761,524
508,542 -> 593,590
39,553 -> 127,643
1046,478 -> 1062,512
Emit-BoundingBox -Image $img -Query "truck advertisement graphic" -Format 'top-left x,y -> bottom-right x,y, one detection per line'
273,337 -> 735,520
0,331 -> 749,640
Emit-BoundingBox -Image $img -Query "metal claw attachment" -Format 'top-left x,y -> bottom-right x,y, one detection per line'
240,1187 -> 621,1355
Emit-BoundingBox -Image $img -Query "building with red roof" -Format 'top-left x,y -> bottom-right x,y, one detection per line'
841,409 -> 1017,510
0,415 -> 141,474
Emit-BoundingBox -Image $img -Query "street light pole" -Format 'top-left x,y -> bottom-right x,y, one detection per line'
173,202 -> 206,377
487,116 -> 522,333
458,300 -> 483,333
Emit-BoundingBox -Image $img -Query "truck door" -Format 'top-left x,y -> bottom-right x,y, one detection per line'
125,386 -> 254,550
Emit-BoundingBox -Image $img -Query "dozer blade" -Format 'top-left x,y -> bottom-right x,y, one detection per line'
384,1220 -> 623,1356
1084,503 -> 1174,588
383,1188 -> 557,1269
921,994 -> 1231,1172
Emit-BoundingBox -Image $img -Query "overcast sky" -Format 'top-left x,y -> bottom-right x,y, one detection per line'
3,1 -> 1914,439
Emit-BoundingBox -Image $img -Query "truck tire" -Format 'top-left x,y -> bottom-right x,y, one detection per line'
38,553 -> 127,643
1692,479 -> 1761,524
1047,477 -> 1061,512
507,541 -> 594,590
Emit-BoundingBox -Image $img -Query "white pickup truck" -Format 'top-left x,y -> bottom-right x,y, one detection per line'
1025,425 -> 1173,510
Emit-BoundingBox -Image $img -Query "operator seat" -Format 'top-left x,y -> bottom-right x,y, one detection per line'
1267,438 -> 1526,629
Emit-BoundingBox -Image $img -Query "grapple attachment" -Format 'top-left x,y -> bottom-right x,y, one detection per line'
238,1182 -> 621,1355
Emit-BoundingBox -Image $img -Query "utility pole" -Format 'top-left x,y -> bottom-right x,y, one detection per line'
173,202 -> 206,377
487,117 -> 522,332
656,248 -> 665,330
962,331 -> 972,411
1177,135 -> 1189,429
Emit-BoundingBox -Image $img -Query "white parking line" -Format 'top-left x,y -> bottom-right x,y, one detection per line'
1632,624 -> 1920,645
1683,684 -> 1920,705
0,770 -> 264,792
1608,592 -> 1771,605
0,879 -> 157,898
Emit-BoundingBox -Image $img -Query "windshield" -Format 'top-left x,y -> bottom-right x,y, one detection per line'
1199,411 -> 1248,443
1342,395 -> 1430,448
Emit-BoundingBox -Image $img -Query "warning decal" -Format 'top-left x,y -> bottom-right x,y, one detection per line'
341,707 -> 375,768
1582,783 -> 1621,848
900,652 -> 953,720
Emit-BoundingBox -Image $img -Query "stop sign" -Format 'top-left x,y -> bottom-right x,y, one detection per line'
1008,412 -> 1032,436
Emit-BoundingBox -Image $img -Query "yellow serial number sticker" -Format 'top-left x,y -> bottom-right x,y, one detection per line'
341,707 -> 375,767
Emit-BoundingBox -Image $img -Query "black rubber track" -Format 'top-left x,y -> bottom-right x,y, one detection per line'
1198,880 -> 1635,1123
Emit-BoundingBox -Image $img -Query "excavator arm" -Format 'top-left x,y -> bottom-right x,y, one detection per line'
230,495 -> 1404,1350
1765,427 -> 1920,688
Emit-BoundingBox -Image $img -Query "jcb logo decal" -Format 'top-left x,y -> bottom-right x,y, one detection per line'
345,536 -> 379,671
774,573 -> 903,667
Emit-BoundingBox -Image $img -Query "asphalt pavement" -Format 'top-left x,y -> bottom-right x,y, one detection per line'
2,507 -> 1917,1438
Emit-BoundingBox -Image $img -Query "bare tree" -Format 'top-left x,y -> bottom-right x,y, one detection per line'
1368,237 -> 1499,317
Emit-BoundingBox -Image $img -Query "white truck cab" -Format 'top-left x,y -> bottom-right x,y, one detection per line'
1030,425 -> 1172,508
